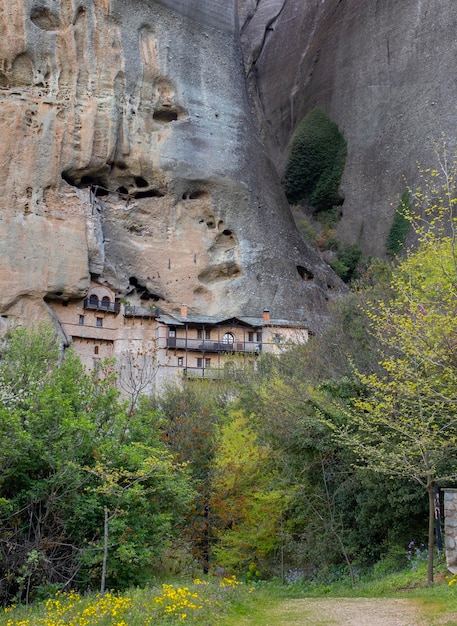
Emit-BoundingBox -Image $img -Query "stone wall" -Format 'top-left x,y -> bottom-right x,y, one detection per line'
443,489 -> 457,573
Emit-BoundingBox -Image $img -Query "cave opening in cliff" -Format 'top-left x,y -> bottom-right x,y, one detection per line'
134,176 -> 149,188
297,265 -> 314,281
153,109 -> 178,123
132,189 -> 164,199
61,171 -> 109,196
128,276 -> 162,302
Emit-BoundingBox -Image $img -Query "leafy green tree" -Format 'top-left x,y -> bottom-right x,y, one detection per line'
210,411 -> 287,575
0,328 -> 193,604
149,381 -> 229,573
283,108 -> 347,211
325,231 -> 457,585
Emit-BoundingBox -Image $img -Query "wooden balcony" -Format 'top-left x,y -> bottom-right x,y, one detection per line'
124,304 -> 161,318
83,299 -> 120,314
166,337 -> 261,353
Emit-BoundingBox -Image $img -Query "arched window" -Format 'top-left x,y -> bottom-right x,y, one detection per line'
89,294 -> 99,307
222,332 -> 234,345
94,345 -> 99,355
101,296 -> 110,309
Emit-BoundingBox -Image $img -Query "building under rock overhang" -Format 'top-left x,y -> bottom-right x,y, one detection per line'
49,284 -> 309,397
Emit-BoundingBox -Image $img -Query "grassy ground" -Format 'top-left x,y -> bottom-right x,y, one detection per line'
2,565 -> 457,625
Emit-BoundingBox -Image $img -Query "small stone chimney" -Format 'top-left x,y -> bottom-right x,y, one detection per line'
181,304 -> 188,318
263,309 -> 270,323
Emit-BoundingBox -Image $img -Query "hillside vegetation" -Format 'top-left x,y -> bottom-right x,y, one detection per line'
1,158 -> 457,610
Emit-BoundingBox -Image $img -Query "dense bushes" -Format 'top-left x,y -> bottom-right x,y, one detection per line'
283,108 -> 347,211
0,327 -> 193,605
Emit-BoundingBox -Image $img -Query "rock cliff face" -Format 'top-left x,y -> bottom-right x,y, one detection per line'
0,0 -> 340,334
239,0 -> 457,256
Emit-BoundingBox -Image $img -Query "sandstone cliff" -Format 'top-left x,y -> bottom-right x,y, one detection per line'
239,0 -> 457,256
0,0 -> 340,334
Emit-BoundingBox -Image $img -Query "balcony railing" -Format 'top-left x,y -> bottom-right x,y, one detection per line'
184,367 -> 224,379
166,337 -> 261,353
83,299 -> 120,314
183,367 -> 248,381
124,305 -> 161,318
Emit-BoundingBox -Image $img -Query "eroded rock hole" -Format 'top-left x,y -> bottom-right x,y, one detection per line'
133,189 -> 164,199
153,109 -> 178,123
222,229 -> 232,236
30,6 -> 61,30
117,186 -> 129,195
182,190 -> 209,200
62,171 -> 108,196
297,265 -> 314,281
134,176 -> 149,188
128,276 -> 162,302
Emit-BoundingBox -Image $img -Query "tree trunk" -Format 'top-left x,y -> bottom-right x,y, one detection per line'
427,483 -> 435,586
101,506 -> 109,594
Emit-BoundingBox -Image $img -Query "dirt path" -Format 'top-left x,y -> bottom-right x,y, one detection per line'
256,598 -> 457,625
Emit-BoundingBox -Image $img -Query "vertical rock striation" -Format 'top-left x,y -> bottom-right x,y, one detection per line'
240,0 -> 457,256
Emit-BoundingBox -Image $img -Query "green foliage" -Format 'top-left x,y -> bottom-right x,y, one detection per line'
210,411 -> 286,573
0,327 -> 193,605
321,162 -> 457,584
147,381 -> 229,573
283,108 -> 347,212
296,217 -> 318,246
330,244 -> 362,282
0,577 -> 254,625
386,189 -> 411,256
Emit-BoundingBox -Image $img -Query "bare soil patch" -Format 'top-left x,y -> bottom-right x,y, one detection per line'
265,598 -> 457,625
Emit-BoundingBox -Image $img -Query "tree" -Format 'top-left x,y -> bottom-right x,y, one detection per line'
283,107 -> 347,211
325,227 -> 457,585
115,342 -> 160,417
0,327 -> 193,604
210,411 -> 287,575
150,381 -> 229,573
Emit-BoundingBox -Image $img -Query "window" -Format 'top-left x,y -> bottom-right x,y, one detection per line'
178,357 -> 184,367
274,333 -> 281,344
205,329 -> 211,340
89,294 -> 99,307
79,315 -> 84,325
256,332 -> 262,343
197,330 -> 203,340
205,358 -> 211,368
197,357 -> 203,368
94,345 -> 99,355
248,331 -> 254,342
96,317 -> 103,327
62,301 -> 68,307
169,328 -> 176,337
222,332 -> 234,345
101,296 -> 110,309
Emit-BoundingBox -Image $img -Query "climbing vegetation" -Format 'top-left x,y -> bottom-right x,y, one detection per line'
386,189 -> 412,256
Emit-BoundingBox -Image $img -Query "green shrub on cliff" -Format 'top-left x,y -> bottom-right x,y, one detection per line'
386,190 -> 411,256
283,108 -> 347,212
